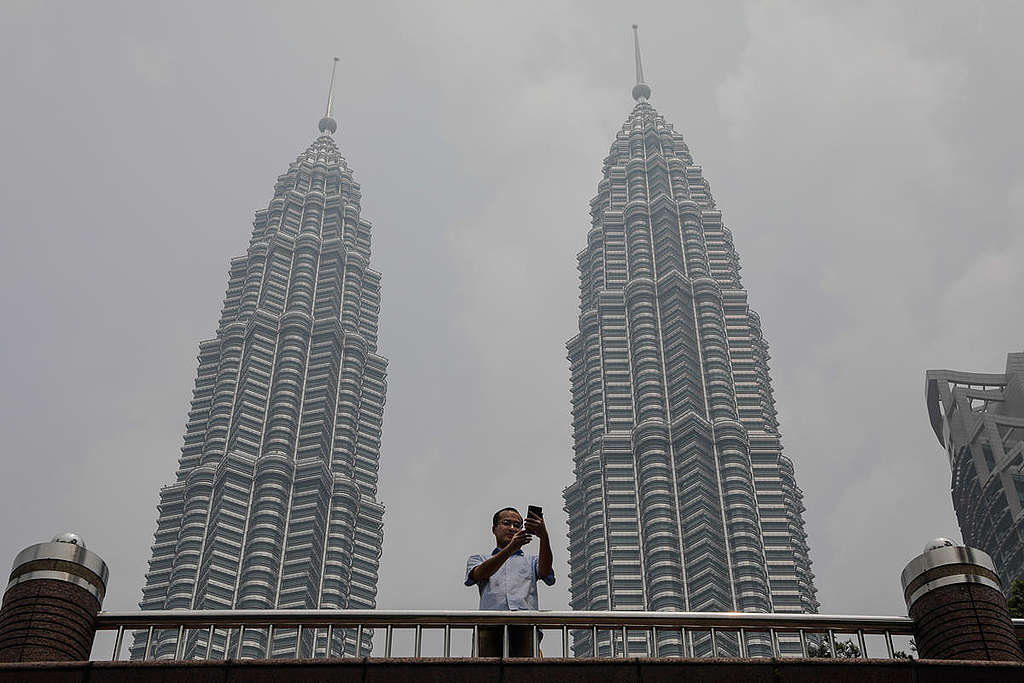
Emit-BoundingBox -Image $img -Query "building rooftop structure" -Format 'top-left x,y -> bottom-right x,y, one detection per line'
926,352 -> 1024,589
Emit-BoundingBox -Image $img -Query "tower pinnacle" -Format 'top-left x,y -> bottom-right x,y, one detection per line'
631,24 -> 651,101
318,57 -> 340,134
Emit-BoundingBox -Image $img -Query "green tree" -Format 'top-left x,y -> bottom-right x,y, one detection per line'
893,640 -> 916,659
1008,579 -> 1024,654
1008,579 -> 1024,618
808,638 -> 861,658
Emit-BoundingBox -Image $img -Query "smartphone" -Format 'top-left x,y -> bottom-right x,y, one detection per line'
527,505 -> 543,520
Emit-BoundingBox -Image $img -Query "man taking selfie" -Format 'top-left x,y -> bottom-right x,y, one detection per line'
464,506 -> 555,657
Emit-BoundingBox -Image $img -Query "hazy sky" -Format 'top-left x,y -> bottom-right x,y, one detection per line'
2,0 -> 1023,633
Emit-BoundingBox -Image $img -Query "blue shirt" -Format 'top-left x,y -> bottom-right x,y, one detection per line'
465,548 -> 556,610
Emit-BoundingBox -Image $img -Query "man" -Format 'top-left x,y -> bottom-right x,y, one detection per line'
464,507 -> 555,657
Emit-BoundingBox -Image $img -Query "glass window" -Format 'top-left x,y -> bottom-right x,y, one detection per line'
983,443 -> 997,471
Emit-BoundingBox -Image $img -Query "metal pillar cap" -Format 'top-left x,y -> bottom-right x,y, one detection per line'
900,544 -> 1000,611
8,539 -> 109,603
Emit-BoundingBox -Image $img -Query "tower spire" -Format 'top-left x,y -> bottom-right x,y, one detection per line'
318,57 -> 340,135
631,25 -> 651,101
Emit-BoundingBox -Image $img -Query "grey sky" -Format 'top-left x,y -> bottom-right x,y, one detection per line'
1,0 -> 1022,630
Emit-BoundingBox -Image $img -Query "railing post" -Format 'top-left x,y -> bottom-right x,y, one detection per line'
174,624 -> 185,659
0,534 -> 108,662
112,626 -> 125,661
902,539 -> 1024,662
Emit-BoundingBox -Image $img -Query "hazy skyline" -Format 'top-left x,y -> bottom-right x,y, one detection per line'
2,1 -> 1023,633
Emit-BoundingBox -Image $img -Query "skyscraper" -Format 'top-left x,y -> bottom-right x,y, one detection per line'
133,63 -> 388,659
563,29 -> 816,656
926,352 -> 1024,590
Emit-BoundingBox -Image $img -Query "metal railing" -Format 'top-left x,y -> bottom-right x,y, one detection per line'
92,609 -> 1024,661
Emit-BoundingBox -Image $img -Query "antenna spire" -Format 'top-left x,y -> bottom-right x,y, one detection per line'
318,57 -> 340,134
631,25 -> 651,101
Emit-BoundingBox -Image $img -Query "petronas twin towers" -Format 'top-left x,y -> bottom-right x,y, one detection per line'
564,31 -> 816,656
133,69 -> 387,658
136,33 -> 815,659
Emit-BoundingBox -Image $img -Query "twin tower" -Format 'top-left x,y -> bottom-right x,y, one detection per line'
135,35 -> 816,659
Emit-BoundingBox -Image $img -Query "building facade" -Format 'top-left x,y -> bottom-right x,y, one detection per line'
926,352 -> 1024,590
563,32 -> 817,656
132,81 -> 388,659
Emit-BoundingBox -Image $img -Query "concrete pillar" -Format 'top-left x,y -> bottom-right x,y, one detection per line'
901,538 -> 1023,662
0,533 -> 108,662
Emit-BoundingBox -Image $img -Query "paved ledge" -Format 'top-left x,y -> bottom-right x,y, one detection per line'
2,657 -> 1024,682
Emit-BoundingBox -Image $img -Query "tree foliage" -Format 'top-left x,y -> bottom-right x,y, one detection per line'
1008,579 -> 1024,618
807,638 -> 861,658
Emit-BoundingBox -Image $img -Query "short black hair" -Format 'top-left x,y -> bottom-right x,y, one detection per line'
492,507 -> 520,527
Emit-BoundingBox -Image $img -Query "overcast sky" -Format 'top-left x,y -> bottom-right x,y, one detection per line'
2,0 -> 1023,634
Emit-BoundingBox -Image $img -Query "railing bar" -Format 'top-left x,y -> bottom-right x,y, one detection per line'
93,609 -> 920,629
710,627 -> 717,657
385,625 -> 393,658
356,624 -> 364,658
415,624 -> 423,658
562,625 -> 569,658
112,626 -> 124,661
443,624 -> 451,657
592,625 -> 598,658
471,624 -> 478,658
502,624 -> 509,659
174,624 -> 185,659
532,625 -> 539,658
92,612 -> 923,663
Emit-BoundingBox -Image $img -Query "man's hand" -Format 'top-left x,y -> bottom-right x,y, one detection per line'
524,511 -> 548,539
508,527 -> 533,551
525,510 -> 553,582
